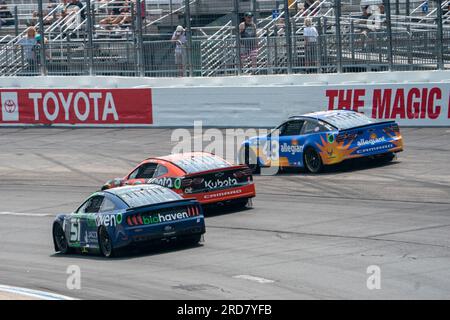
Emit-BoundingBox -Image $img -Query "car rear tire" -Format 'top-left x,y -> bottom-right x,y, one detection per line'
240,146 -> 260,174
184,234 -> 202,245
98,226 -> 115,258
304,148 -> 323,173
53,223 -> 71,254
233,198 -> 251,209
381,152 -> 396,162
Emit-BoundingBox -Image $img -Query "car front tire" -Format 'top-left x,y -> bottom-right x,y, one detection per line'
53,223 -> 71,254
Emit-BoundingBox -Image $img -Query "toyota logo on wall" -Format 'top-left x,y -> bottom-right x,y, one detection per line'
4,99 -> 17,113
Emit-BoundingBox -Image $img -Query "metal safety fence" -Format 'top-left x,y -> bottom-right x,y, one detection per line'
1,0 -> 449,77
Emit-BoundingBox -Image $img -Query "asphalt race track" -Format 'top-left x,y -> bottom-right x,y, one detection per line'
0,127 -> 449,299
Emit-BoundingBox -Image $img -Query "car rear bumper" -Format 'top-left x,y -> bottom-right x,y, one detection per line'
116,218 -> 205,248
183,183 -> 256,204
350,138 -> 404,159
320,136 -> 403,165
130,225 -> 205,245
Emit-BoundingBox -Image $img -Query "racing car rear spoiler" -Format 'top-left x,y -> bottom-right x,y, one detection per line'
183,165 -> 252,178
125,198 -> 199,212
336,120 -> 396,132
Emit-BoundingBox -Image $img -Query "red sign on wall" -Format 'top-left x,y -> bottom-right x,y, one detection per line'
0,89 -> 153,125
325,86 -> 450,122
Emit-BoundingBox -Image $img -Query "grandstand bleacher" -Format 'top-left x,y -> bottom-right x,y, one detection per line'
0,0 -> 448,77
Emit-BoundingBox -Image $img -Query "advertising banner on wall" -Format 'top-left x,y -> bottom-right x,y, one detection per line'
324,84 -> 450,125
151,82 -> 450,127
1,80 -> 449,127
0,89 -> 153,126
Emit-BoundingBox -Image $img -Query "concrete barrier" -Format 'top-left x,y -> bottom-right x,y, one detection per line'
1,71 -> 449,127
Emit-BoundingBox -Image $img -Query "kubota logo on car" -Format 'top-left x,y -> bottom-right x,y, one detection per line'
204,177 -> 238,189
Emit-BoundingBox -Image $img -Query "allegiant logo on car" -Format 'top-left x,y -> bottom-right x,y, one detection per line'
356,136 -> 386,147
204,177 -> 238,189
280,142 -> 304,155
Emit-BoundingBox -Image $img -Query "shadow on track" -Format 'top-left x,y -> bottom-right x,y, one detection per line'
49,202 -> 252,260
50,239 -> 205,261
257,156 -> 401,176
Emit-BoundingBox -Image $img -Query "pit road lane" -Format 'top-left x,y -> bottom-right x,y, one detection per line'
0,128 -> 449,299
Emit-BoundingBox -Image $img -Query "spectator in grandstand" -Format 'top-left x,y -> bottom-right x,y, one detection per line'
62,0 -> 85,21
359,4 -> 383,35
171,25 -> 187,77
26,11 -> 38,27
303,18 -> 319,69
0,2 -> 14,27
16,27 -> 38,75
298,0 -> 320,15
43,1 -> 60,26
99,0 -> 133,29
239,12 -> 258,72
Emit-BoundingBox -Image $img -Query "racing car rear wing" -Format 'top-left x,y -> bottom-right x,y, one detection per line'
336,120 -> 397,132
336,121 -> 400,143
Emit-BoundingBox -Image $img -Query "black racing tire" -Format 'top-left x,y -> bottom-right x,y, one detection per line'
380,152 -> 396,162
184,234 -> 202,245
98,226 -> 115,258
53,222 -> 71,254
304,147 -> 323,173
233,198 -> 250,209
240,146 -> 260,174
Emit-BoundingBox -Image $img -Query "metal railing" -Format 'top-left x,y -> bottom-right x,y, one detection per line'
1,0 -> 449,78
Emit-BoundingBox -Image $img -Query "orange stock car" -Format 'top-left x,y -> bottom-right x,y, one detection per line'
102,152 -> 256,207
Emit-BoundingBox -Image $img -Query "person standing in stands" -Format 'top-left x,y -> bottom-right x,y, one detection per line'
172,25 -> 187,77
16,27 -> 38,75
303,17 -> 319,70
239,12 -> 258,72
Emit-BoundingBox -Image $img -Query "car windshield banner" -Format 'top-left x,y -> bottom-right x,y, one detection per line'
0,88 -> 152,125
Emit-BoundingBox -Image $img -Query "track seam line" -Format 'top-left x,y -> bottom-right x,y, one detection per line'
207,225 -> 450,249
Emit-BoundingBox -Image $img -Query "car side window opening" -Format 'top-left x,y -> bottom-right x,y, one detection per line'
302,120 -> 320,134
279,120 -> 304,136
154,164 -> 169,178
128,163 -> 158,179
99,197 -> 116,213
77,196 -> 104,214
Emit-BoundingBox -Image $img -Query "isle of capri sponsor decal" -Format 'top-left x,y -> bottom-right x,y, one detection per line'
1,92 -> 19,122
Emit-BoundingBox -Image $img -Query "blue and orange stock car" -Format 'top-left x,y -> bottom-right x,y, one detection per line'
240,110 -> 403,173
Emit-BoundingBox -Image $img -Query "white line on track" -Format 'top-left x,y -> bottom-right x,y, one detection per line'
233,275 -> 275,284
0,284 -> 77,300
0,212 -> 52,217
